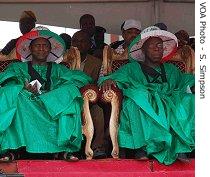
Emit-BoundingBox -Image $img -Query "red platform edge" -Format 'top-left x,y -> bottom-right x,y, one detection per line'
0,159 -> 195,177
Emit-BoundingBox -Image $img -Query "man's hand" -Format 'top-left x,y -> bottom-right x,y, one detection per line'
25,80 -> 39,94
190,86 -> 195,94
100,79 -> 117,92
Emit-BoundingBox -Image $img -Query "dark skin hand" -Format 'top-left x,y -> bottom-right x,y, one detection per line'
24,80 -> 39,94
100,79 -> 117,92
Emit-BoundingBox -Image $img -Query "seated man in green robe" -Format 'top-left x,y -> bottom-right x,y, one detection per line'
99,27 -> 194,165
0,26 -> 92,162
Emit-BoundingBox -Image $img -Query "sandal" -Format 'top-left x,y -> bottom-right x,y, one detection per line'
177,153 -> 190,163
135,148 -> 149,161
0,152 -> 16,163
54,152 -> 79,162
63,152 -> 79,162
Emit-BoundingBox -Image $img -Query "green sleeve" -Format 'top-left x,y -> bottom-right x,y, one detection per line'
0,62 -> 24,86
98,62 -> 134,89
164,63 -> 195,91
54,64 -> 93,88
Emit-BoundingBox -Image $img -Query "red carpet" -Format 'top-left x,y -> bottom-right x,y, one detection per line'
13,159 -> 195,177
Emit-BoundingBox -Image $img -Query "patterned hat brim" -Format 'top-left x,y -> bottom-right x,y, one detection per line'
128,30 -> 178,62
16,29 -> 65,62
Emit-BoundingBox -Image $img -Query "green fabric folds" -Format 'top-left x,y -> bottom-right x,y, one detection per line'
0,62 -> 92,154
99,62 -> 194,165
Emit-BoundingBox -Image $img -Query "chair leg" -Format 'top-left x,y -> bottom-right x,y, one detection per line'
109,91 -> 120,159
82,96 -> 94,160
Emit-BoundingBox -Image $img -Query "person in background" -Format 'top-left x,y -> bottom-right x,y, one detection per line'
154,22 -> 168,31
163,29 -> 195,74
59,33 -> 72,50
95,26 -> 107,49
63,30 -> 106,159
93,26 -> 107,59
79,14 -> 96,54
54,33 -> 72,64
189,37 -> 195,51
110,19 -> 141,60
0,10 -> 36,60
66,30 -> 102,82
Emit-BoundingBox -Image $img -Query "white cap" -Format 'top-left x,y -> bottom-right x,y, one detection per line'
122,19 -> 141,31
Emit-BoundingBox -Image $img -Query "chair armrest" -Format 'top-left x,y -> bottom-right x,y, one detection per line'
63,47 -> 81,70
99,86 -> 122,104
0,60 -> 20,72
99,86 -> 122,159
80,84 -> 99,104
80,84 -> 99,160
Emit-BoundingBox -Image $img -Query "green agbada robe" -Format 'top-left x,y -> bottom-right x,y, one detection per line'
0,62 -> 92,154
99,61 -> 195,165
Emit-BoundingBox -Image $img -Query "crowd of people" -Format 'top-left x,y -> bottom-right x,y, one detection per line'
0,10 -> 195,165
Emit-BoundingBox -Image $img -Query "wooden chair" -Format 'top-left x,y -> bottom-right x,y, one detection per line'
98,45 -> 128,159
165,60 -> 186,73
62,47 -> 81,70
102,45 -> 128,76
0,48 -> 17,62
164,45 -> 194,73
63,46 -> 98,160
